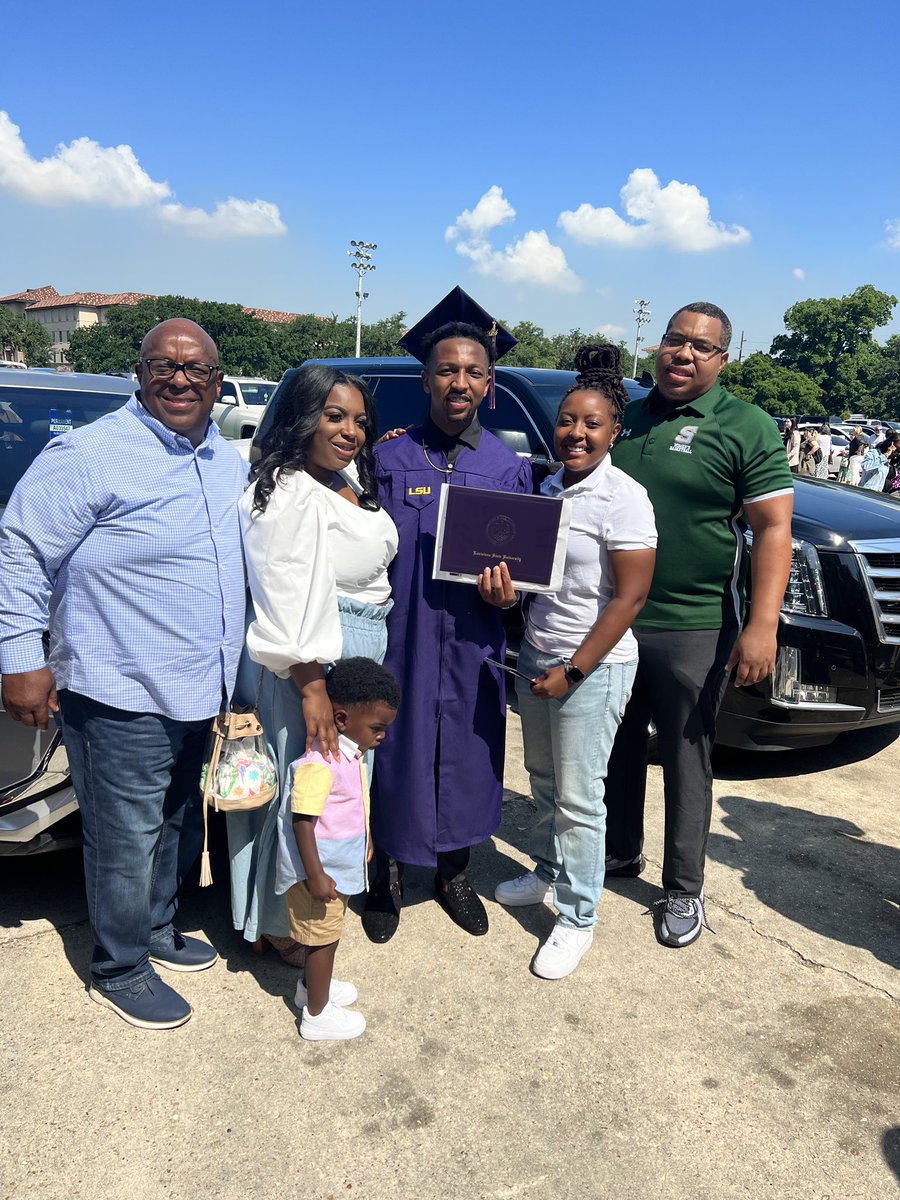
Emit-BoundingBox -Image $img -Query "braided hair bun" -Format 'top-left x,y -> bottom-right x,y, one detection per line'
564,343 -> 629,421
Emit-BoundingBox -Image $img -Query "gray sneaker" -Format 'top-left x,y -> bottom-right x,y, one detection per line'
655,892 -> 706,947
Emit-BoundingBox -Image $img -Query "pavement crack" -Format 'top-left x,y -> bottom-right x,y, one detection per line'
708,895 -> 899,1004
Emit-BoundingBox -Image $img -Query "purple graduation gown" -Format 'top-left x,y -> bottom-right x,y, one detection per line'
372,426 -> 532,866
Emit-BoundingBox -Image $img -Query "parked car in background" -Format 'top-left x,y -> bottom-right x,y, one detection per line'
0,368 -> 135,855
250,357 -> 651,474
212,375 -> 279,441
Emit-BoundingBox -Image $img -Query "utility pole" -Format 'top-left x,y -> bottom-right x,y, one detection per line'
347,241 -> 377,357
738,330 -> 745,362
632,299 -> 652,377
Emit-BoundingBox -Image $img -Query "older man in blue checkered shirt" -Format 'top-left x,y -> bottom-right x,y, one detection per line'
0,318 -> 247,1030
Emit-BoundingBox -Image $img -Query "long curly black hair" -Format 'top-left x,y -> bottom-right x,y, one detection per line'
249,364 -> 380,514
562,343 -> 629,422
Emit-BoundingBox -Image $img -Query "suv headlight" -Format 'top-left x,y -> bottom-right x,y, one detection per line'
782,539 -> 829,617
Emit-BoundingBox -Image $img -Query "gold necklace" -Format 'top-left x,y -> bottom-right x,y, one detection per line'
423,445 -> 453,475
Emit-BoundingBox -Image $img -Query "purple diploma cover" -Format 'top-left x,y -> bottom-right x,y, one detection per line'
433,484 -> 571,593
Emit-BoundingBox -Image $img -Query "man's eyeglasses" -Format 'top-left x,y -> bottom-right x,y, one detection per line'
141,358 -> 220,383
659,333 -> 725,361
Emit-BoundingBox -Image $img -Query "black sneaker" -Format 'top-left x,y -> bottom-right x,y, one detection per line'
89,973 -> 192,1030
655,892 -> 706,948
361,878 -> 403,944
435,874 -> 488,936
605,853 -> 646,878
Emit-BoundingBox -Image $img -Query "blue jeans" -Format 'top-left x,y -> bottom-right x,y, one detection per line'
515,641 -> 636,930
57,690 -> 209,990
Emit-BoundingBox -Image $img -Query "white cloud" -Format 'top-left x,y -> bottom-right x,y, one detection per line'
0,110 -> 286,238
886,219 -> 900,250
792,267 -> 806,279
159,198 -> 287,239
446,187 -> 582,292
445,184 -> 515,240
0,110 -> 170,207
596,323 -> 627,341
558,168 -> 751,252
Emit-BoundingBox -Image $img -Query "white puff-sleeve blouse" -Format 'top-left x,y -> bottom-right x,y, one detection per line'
240,468 -> 399,677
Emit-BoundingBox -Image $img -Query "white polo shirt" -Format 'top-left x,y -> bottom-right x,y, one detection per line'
526,456 -> 657,664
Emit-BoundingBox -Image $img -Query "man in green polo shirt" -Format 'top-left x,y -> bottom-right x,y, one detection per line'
607,301 -> 793,947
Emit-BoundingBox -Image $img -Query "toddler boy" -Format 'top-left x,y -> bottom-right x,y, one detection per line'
274,657 -> 400,1041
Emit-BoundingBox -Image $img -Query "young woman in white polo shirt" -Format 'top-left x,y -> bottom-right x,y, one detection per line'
494,345 -> 657,979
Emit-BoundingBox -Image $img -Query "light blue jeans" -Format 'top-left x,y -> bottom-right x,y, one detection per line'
515,640 -> 636,930
227,595 -> 391,942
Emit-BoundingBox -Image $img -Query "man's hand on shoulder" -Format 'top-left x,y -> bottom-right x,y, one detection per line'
727,623 -> 777,688
2,668 -> 59,730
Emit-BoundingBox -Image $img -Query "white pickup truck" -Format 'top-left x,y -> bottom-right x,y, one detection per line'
212,375 -> 279,440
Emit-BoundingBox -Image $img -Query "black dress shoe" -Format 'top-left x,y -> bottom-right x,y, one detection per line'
361,878 -> 403,944
435,874 -> 489,936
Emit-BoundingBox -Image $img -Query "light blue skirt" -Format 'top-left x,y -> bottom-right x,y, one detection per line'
226,595 -> 392,942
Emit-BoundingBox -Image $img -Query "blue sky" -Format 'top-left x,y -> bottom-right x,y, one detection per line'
2,0 -> 898,358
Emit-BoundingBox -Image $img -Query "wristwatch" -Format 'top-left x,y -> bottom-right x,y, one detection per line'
563,660 -> 585,686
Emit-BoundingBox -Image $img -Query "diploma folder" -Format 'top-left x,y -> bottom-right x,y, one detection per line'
433,484 -> 571,593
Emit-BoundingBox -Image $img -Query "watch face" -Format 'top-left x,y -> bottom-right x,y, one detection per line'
564,663 -> 585,683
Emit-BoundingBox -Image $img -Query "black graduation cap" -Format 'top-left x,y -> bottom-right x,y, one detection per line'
398,286 -> 517,408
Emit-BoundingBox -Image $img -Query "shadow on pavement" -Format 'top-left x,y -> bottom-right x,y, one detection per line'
707,793 -> 900,970
884,1127 -> 900,1182
712,722 -> 900,781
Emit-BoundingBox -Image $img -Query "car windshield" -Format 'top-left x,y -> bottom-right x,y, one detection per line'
529,377 -> 650,430
0,385 -> 131,505
239,383 -> 277,406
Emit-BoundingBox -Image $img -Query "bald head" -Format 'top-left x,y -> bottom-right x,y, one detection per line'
140,318 -> 218,362
134,318 -> 223,447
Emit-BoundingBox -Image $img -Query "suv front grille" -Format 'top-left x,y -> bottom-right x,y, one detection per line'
878,688 -> 900,713
851,538 -> 900,645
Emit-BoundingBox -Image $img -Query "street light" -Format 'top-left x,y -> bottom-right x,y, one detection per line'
632,299 -> 651,378
348,240 -> 377,357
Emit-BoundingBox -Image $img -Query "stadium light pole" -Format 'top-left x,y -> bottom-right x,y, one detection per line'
348,240 -> 377,357
632,299 -> 652,378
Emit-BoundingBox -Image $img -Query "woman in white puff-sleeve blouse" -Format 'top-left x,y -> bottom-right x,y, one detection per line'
227,364 -> 398,963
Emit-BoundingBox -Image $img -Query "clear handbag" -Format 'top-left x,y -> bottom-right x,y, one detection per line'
198,692 -> 277,887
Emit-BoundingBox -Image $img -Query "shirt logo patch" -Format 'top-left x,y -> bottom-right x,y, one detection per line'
670,424 -> 698,455
408,486 -> 431,496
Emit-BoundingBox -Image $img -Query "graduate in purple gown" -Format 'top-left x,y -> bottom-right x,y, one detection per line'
363,289 -> 532,941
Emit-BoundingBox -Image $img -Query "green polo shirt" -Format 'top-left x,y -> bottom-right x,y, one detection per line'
611,381 -> 793,630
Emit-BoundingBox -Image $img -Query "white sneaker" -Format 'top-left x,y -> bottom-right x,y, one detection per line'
300,1001 -> 366,1041
294,977 -> 358,1010
532,923 -> 594,979
494,870 -> 553,907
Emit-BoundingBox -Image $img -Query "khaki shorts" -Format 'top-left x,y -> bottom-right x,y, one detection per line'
286,880 -> 348,946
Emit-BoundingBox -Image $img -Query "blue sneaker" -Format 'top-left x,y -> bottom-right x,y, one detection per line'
90,974 -> 192,1030
149,930 -> 218,973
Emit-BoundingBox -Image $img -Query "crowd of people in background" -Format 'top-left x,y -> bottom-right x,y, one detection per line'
783,416 -> 900,494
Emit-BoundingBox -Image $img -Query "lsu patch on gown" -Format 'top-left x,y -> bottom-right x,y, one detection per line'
372,426 -> 532,866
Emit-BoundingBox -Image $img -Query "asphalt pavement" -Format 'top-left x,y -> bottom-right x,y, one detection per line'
1,716 -> 898,1200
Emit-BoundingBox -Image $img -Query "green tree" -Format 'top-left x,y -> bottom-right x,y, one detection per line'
0,308 -> 52,366
868,334 -> 900,419
770,284 -> 897,412
720,353 -> 823,416
503,321 -> 558,369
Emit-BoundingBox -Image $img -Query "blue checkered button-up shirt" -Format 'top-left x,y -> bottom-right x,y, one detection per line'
0,395 -> 248,722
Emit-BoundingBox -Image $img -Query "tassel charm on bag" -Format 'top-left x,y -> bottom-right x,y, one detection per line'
198,701 -> 277,887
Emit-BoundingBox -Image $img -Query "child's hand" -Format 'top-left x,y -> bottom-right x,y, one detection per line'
307,871 -> 338,902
